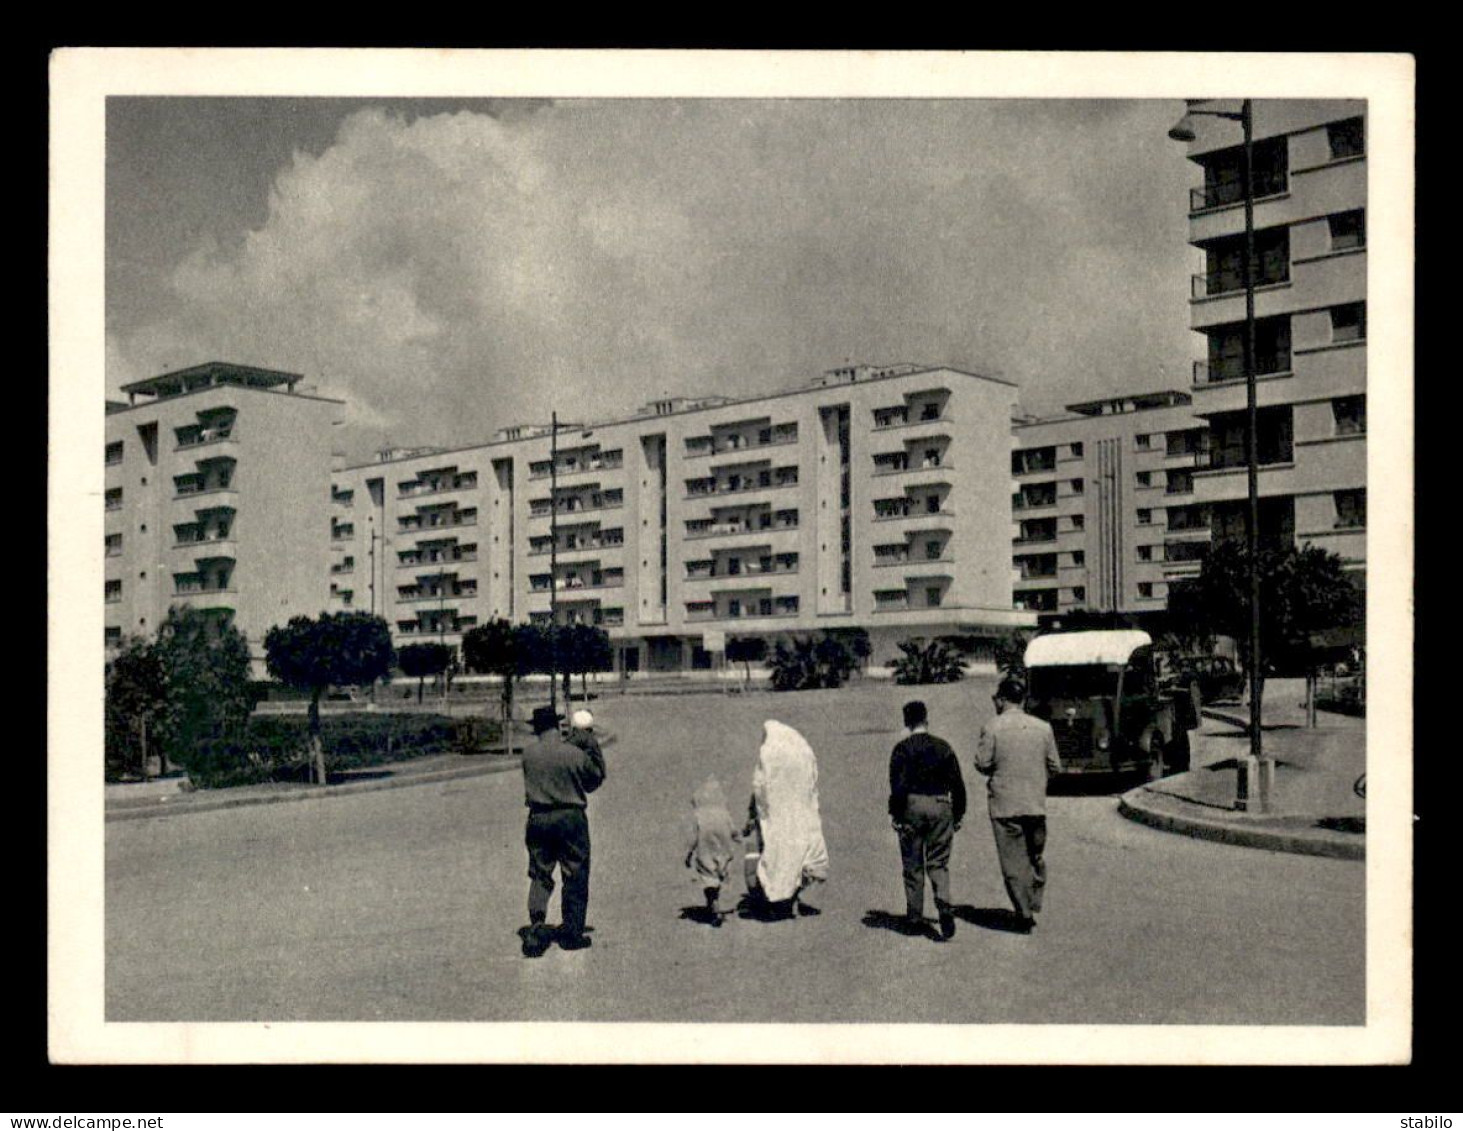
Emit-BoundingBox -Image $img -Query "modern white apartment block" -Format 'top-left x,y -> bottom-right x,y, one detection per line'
1177,99 -> 1367,581
104,362 -> 344,665
1011,391 -> 1208,619
330,363 -> 1034,672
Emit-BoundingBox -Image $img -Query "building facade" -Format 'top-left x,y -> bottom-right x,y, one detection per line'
1177,98 -> 1367,581
1010,391 -> 1208,620
104,362 -> 344,665
329,364 -> 1035,671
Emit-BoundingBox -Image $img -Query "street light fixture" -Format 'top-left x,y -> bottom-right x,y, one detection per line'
1169,98 -> 1270,812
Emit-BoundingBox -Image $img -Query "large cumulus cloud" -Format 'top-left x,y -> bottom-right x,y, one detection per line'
107,99 -> 1196,460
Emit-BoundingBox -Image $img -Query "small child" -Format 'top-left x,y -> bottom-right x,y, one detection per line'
684,777 -> 740,925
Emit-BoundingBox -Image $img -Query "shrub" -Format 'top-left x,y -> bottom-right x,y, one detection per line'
890,638 -> 966,685
180,712 -> 464,789
768,634 -> 855,691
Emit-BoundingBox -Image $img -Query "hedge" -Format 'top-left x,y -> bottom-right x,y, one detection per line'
180,712 -> 492,789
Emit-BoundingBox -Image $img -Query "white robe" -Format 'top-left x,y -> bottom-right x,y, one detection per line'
751,720 -> 830,901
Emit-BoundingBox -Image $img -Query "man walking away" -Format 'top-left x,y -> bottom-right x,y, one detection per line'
889,700 -> 967,941
521,705 -> 606,957
974,677 -> 1062,934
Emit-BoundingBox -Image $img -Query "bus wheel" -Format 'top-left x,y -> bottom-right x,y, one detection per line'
1141,728 -> 1166,781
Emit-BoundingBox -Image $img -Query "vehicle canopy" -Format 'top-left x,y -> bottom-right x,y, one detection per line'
1024,630 -> 1153,670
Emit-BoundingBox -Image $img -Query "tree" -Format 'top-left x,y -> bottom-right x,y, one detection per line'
264,612 -> 394,784
562,622 -> 613,700
726,636 -> 767,689
104,635 -> 168,779
992,628 -> 1036,682
152,606 -> 255,773
463,619 -> 526,751
890,638 -> 966,685
398,641 -> 453,704
1168,541 -> 1363,721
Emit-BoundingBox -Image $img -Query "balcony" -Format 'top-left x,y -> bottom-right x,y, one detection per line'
686,425 -> 799,461
397,550 -> 477,569
398,513 -> 477,535
1192,357 -> 1292,386
398,473 -> 478,499
528,451 -> 624,480
684,472 -> 799,501
1189,167 -> 1289,214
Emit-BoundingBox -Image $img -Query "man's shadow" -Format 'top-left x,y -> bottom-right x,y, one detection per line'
948,905 -> 1033,933
860,910 -> 940,941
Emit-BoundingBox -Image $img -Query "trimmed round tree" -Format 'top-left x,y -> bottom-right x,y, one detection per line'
398,641 -> 454,704
264,612 -> 394,785
462,618 -> 525,752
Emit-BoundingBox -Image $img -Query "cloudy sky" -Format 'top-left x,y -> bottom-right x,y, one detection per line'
106,97 -> 1200,462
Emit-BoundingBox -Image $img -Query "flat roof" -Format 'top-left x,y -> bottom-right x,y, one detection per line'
120,361 -> 305,399
340,363 -> 1016,472
1025,629 -> 1153,667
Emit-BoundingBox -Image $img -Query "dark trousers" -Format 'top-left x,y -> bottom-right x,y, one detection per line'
897,794 -> 955,919
525,805 -> 591,937
990,815 -> 1047,920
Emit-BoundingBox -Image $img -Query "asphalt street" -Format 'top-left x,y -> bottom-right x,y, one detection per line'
106,678 -> 1365,1024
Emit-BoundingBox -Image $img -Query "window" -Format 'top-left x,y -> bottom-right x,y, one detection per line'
1070,479 -> 1084,495
1333,395 -> 1367,436
1070,514 -> 1085,531
1329,210 -> 1366,251
1327,116 -> 1365,160
1204,315 -> 1291,382
105,532 -> 122,555
926,495 -> 941,514
1335,489 -> 1366,529
1331,303 -> 1367,343
1071,550 -> 1086,567
1137,582 -> 1155,599
1166,469 -> 1194,495
926,540 -> 943,560
105,441 -> 124,465
925,587 -> 943,608
105,579 -> 122,602
1136,434 -> 1152,451
1136,471 -> 1153,488
105,626 -> 122,646
1070,442 -> 1083,459
1072,587 -> 1086,603
105,487 -> 123,511
1138,545 -> 1154,563
920,402 -> 940,421
1137,508 -> 1152,525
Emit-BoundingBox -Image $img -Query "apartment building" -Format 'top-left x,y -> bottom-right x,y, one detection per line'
1176,99 -> 1367,581
1010,391 -> 1208,621
330,363 -> 1035,672
105,362 -> 344,666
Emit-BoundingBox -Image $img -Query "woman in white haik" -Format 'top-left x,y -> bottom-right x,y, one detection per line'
742,720 -> 830,919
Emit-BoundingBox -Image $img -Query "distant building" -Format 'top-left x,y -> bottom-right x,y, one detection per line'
330,364 -> 1036,671
1176,99 -> 1367,581
1010,391 -> 1207,622
104,362 -> 344,669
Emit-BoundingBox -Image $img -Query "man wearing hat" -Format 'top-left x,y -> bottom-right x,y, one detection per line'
974,676 -> 1062,934
520,704 -> 606,957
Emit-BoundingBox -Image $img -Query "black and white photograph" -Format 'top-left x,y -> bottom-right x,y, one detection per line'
49,49 -> 1414,1064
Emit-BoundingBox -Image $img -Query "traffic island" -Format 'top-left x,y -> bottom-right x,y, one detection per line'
1118,687 -> 1365,860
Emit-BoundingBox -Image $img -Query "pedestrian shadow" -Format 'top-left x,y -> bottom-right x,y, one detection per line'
861,909 -> 939,940
678,905 -> 730,928
948,905 -> 1031,933
734,894 -> 798,923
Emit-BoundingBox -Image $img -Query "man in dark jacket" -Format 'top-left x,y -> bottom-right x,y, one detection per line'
889,700 -> 967,941
520,705 -> 606,957
974,676 -> 1063,934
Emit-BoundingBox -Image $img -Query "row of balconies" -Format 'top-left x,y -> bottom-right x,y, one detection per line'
398,471 -> 478,498
684,422 -> 798,458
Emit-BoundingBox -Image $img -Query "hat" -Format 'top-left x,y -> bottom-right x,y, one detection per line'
571,709 -> 595,730
531,705 -> 563,734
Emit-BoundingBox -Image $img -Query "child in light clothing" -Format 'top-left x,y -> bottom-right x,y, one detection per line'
684,777 -> 740,925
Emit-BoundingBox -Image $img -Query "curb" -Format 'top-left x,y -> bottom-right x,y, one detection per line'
1117,786 -> 1364,861
106,756 -> 524,823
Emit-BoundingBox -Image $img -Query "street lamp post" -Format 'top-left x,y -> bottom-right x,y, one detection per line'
548,411 -> 560,717
1169,98 -> 1269,812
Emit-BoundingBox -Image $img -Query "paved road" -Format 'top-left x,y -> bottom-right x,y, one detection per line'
107,679 -> 1364,1023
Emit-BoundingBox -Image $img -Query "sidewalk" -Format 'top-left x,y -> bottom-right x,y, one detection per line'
1118,678 -> 1366,860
